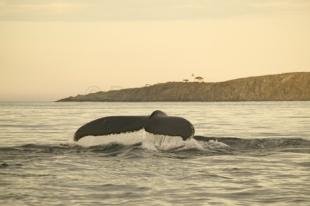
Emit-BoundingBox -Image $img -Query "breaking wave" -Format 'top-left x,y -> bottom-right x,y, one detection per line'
1,130 -> 310,157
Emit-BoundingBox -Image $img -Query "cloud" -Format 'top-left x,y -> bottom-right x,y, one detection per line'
0,0 -> 309,21
14,2 -> 85,13
250,0 -> 310,12
0,0 -> 87,21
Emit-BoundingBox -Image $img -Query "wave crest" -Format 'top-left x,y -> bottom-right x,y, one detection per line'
1,133 -> 309,157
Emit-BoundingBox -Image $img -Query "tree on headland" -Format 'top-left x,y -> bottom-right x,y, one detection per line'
191,73 -> 195,81
195,76 -> 204,82
183,74 -> 205,82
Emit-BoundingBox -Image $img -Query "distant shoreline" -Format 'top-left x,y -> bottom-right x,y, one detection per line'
57,100 -> 310,102
57,72 -> 310,102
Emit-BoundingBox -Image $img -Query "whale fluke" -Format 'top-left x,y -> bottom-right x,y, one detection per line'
74,110 -> 194,141
74,116 -> 147,141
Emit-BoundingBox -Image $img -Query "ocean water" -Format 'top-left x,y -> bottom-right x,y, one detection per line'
0,101 -> 309,205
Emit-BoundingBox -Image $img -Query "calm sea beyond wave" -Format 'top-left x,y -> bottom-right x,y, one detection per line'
0,101 -> 309,205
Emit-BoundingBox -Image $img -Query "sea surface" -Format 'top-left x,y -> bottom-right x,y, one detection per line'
0,101 -> 309,205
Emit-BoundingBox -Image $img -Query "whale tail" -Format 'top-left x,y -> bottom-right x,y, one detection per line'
74,110 -> 194,141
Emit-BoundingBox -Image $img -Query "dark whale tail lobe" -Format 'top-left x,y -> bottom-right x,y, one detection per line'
74,116 -> 147,142
74,110 -> 194,142
145,111 -> 194,140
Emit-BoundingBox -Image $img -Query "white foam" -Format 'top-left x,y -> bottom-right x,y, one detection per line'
182,138 -> 205,150
200,139 -> 230,150
73,129 -> 229,151
74,130 -> 145,147
142,132 -> 186,151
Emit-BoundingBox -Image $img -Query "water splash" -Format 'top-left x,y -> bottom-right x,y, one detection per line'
75,130 -> 145,147
0,134 -> 309,156
75,129 -> 230,152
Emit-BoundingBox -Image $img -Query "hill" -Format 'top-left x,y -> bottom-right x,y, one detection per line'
57,72 -> 310,102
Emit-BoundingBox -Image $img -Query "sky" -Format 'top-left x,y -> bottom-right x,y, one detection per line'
1,0 -> 310,101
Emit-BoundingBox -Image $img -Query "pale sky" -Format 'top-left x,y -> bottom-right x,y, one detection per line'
1,0 -> 310,101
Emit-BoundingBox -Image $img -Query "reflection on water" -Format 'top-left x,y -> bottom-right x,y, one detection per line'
0,101 -> 310,205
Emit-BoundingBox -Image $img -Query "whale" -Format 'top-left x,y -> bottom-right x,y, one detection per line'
74,110 -> 195,141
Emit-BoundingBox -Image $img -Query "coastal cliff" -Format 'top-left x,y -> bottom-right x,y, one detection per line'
57,72 -> 310,102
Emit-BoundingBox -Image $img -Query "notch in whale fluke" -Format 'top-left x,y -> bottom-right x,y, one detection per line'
74,110 -> 194,142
